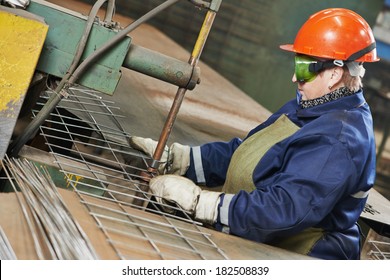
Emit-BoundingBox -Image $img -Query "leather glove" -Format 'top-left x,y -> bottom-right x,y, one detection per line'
129,136 -> 190,175
149,175 -> 223,225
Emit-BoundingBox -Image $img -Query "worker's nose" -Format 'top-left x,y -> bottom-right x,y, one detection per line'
292,73 -> 297,83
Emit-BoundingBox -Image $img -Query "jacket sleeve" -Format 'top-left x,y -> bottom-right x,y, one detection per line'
216,134 -> 358,243
185,137 -> 242,187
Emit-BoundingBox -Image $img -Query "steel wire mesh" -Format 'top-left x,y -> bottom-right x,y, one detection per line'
29,84 -> 228,260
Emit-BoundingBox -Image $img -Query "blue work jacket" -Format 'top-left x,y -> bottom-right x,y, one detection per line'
185,91 -> 376,259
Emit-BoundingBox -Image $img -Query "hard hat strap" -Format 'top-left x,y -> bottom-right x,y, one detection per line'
346,42 -> 376,62
308,60 -> 335,73
308,42 -> 375,74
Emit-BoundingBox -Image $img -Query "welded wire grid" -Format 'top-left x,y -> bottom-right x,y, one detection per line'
31,84 -> 228,260
365,239 -> 390,260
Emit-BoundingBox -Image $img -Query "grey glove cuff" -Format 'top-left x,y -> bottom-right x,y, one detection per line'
195,190 -> 223,225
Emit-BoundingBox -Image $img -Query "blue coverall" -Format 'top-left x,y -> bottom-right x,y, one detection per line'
185,90 -> 376,259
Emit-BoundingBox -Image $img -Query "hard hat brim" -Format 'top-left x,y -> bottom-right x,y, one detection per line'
279,44 -> 295,52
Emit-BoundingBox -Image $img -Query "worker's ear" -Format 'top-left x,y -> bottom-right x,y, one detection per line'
327,67 -> 344,89
330,67 -> 344,84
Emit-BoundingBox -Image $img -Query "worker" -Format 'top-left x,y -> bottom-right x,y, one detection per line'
129,8 -> 378,260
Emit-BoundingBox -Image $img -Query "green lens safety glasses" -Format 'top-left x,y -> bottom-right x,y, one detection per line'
295,55 -> 318,83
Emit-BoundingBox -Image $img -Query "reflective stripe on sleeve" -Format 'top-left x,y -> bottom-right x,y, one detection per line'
220,193 -> 234,227
192,146 -> 206,184
351,190 -> 370,199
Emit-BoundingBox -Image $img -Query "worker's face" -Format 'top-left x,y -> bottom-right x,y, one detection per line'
292,54 -> 345,101
292,69 -> 333,100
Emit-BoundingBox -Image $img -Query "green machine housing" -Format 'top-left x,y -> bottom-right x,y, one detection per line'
26,0 -> 200,95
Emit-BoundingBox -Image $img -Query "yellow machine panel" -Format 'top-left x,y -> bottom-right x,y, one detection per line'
0,7 -> 48,158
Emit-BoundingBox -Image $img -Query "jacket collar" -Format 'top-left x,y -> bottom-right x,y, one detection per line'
296,90 -> 366,118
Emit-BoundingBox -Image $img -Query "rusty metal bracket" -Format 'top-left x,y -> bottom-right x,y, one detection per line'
188,0 -> 222,12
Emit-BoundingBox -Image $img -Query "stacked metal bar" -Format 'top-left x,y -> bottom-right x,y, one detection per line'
2,157 -> 98,260
0,226 -> 17,260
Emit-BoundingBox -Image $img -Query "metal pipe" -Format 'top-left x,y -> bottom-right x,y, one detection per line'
123,44 -> 200,90
104,0 -> 115,23
69,0 -> 109,78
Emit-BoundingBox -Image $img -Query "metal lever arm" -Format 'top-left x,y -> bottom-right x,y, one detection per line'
132,8 -> 218,208
149,9 -> 218,176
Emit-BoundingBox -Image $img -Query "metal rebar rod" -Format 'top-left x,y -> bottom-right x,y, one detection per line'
152,10 -> 217,166
134,10 -> 218,209
0,227 -> 17,260
3,157 -> 99,259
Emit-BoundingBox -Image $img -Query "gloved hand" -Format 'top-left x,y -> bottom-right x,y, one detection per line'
129,136 -> 190,175
149,175 -> 223,225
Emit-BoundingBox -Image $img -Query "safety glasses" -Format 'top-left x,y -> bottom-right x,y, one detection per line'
294,54 -> 319,83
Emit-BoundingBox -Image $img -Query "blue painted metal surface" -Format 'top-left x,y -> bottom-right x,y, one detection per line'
376,40 -> 390,61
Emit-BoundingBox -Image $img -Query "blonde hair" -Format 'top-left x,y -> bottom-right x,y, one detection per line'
341,67 -> 363,92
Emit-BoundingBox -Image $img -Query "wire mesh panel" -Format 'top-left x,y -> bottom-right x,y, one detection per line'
366,240 -> 390,260
29,84 -> 228,260
361,229 -> 390,260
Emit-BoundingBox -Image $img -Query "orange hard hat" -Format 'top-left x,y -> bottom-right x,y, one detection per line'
280,8 -> 379,62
